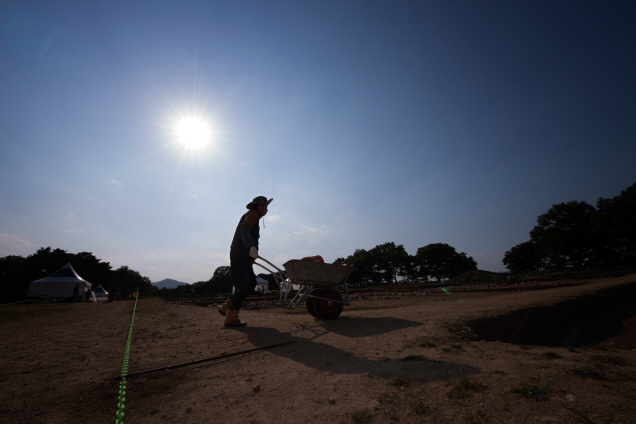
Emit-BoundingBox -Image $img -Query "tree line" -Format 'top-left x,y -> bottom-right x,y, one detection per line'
503,182 -> 636,273
153,241 -> 478,298
0,239 -> 478,302
0,247 -> 152,303
332,242 -> 477,285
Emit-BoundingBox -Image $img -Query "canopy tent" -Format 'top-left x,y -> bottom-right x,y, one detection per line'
255,276 -> 268,294
92,284 -> 108,301
27,262 -> 91,298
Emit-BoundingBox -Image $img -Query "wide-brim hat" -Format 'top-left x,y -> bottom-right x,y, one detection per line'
246,196 -> 273,209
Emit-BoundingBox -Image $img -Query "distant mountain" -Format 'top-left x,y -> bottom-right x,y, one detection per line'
152,278 -> 189,289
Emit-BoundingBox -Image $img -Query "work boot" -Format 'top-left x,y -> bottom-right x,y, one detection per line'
224,309 -> 247,328
218,299 -> 232,316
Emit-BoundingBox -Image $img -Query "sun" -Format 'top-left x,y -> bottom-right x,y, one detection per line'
174,117 -> 212,150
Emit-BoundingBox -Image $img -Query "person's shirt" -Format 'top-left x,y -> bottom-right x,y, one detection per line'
230,210 -> 260,254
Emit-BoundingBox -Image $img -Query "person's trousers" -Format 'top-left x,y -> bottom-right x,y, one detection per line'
230,250 -> 257,310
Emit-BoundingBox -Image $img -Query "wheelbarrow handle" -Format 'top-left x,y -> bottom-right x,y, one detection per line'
256,256 -> 285,274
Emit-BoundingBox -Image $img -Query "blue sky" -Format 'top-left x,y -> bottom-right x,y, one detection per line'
1,1 -> 635,283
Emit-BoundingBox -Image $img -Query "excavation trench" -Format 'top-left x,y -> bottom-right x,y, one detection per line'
464,281 -> 636,348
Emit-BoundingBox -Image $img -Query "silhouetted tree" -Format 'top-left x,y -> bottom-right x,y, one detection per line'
502,241 -> 546,273
593,182 -> 636,265
334,248 -> 376,285
1,247 -> 74,302
529,200 -> 597,268
415,243 -> 477,282
0,247 -> 178,302
503,182 -> 636,271
111,265 -> 152,297
190,280 -> 208,294
368,242 -> 412,284
27,247 -> 72,278
0,255 -> 29,302
208,266 -> 233,294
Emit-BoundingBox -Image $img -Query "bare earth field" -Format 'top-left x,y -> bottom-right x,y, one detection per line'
1,274 -> 636,424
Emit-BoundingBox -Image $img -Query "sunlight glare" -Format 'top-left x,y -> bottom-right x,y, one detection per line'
175,117 -> 212,150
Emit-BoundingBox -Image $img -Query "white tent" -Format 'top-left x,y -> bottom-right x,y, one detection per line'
255,276 -> 268,294
92,284 -> 108,301
27,262 -> 92,298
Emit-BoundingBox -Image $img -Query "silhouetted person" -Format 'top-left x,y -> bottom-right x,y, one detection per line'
220,196 -> 273,327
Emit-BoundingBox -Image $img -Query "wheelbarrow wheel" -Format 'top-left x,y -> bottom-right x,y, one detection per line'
306,288 -> 321,318
313,288 -> 343,320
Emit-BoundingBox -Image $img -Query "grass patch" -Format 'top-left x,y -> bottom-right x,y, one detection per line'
348,408 -> 373,423
512,383 -> 547,398
545,352 -> 563,359
446,374 -> 485,399
450,327 -> 473,340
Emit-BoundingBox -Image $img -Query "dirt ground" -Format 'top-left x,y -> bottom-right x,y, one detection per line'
1,274 -> 636,424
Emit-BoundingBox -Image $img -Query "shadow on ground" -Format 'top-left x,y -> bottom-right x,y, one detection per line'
242,325 -> 478,381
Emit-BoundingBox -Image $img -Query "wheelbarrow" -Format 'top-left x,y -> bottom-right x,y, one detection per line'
255,256 -> 355,320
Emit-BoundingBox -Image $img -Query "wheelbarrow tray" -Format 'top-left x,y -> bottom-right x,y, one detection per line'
282,260 -> 355,286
